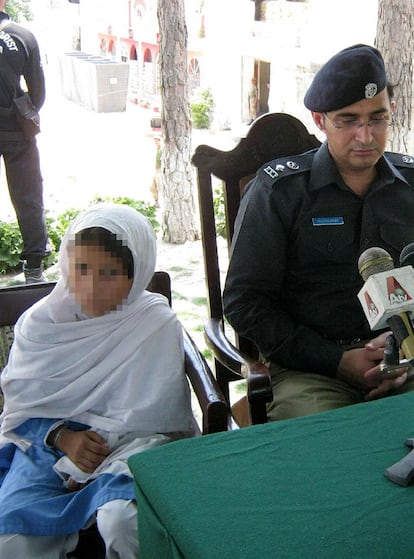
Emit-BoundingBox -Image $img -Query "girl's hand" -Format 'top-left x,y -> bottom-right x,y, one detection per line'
54,428 -> 110,473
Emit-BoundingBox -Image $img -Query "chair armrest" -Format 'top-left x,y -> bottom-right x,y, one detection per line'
204,318 -> 273,414
183,329 -> 231,434
204,318 -> 244,380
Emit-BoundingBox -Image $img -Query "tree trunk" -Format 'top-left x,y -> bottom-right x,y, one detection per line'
376,0 -> 414,153
157,0 -> 199,243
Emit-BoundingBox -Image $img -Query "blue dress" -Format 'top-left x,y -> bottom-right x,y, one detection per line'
0,418 -> 135,536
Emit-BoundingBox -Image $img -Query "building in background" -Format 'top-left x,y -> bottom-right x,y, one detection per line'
78,0 -> 203,110
34,0 -> 378,131
238,0 -> 378,133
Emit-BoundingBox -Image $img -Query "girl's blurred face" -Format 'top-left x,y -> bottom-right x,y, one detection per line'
68,243 -> 133,317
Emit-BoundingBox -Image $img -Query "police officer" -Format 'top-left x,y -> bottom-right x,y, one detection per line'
0,0 -> 48,283
223,44 -> 414,421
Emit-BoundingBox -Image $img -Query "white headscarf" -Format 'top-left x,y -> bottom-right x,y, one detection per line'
1,204 -> 194,449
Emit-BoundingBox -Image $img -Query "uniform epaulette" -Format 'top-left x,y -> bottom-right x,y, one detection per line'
259,149 -> 317,186
385,151 -> 414,168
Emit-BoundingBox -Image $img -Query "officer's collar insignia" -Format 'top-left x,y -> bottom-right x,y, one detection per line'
365,83 -> 377,99
264,161 -> 298,178
264,165 -> 278,179
287,161 -> 299,170
402,155 -> 414,164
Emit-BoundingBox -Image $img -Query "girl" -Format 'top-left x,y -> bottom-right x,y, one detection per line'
0,203 -> 195,558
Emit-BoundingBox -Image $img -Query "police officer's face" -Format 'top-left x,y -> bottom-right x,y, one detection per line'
312,89 -> 394,178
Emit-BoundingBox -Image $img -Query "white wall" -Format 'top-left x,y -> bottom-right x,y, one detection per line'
267,0 -> 378,135
201,0 -> 253,128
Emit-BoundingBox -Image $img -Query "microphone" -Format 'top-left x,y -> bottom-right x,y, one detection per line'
358,246 -> 394,281
357,246 -> 414,370
361,245 -> 414,488
400,242 -> 414,268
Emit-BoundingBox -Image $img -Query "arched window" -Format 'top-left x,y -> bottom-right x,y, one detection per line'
130,45 -> 137,61
99,38 -> 107,56
108,39 -> 116,58
144,49 -> 152,63
188,58 -> 200,94
189,58 -> 200,76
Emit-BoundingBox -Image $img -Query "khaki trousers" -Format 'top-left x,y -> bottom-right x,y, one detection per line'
267,362 -> 414,421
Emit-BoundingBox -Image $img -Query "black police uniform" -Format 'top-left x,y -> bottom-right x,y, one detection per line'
0,11 -> 47,268
223,142 -> 414,376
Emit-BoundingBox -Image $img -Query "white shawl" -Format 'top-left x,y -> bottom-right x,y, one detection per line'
0,204 -> 194,450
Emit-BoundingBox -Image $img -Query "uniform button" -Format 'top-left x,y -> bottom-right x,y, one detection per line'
363,238 -> 370,247
327,242 -> 333,253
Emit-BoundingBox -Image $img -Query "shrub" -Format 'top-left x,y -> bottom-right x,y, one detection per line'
0,220 -> 23,274
190,88 -> 214,129
5,1 -> 32,23
46,207 -> 81,254
213,186 -> 226,238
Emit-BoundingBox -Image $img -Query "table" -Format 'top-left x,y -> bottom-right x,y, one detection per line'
128,392 -> 414,559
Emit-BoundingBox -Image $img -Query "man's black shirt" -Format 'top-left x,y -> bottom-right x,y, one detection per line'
223,143 -> 414,376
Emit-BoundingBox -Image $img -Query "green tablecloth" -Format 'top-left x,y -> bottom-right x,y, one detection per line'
128,392 -> 414,559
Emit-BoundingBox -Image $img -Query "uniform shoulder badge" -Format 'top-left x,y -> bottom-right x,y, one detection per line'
259,150 -> 316,185
385,151 -> 414,168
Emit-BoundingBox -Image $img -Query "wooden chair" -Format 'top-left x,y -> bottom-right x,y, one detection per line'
0,273 -> 230,559
192,112 -> 321,426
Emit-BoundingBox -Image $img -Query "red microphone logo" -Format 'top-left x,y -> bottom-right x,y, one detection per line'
364,290 -> 379,319
386,276 -> 412,305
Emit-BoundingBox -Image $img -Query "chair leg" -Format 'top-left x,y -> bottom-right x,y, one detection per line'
231,396 -> 250,427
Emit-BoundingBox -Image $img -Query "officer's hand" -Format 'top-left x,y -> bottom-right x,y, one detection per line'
363,331 -> 409,398
336,346 -> 383,391
364,367 -> 408,401
364,331 -> 391,352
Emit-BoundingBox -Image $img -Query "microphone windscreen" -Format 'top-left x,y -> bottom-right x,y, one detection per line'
400,243 -> 414,268
358,247 -> 394,281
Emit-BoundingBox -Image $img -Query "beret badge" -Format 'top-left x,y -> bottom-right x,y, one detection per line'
365,83 -> 378,99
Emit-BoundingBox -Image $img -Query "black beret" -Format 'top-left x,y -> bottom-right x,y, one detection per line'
304,44 -> 387,113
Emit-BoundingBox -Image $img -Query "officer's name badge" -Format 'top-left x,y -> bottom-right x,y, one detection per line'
312,217 -> 344,226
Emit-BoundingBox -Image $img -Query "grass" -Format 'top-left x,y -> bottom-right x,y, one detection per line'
191,296 -> 207,306
171,290 -> 186,301
202,348 -> 212,360
234,380 -> 247,393
177,310 -> 201,320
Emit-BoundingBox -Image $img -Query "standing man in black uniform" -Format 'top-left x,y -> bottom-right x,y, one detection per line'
223,44 -> 414,421
0,0 -> 48,283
